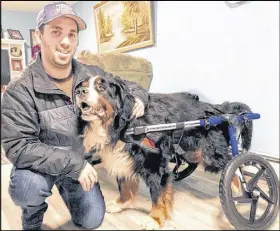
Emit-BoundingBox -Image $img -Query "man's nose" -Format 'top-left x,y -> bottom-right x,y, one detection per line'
60,36 -> 70,48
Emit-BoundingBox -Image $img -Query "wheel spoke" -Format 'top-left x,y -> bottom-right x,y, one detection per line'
257,186 -> 274,204
237,167 -> 250,193
247,168 -> 265,189
233,196 -> 252,204
249,199 -> 258,224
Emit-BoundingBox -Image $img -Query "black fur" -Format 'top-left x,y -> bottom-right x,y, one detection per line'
103,77 -> 253,174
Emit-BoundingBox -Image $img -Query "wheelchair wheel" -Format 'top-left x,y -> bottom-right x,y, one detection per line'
219,153 -> 279,230
171,156 -> 198,181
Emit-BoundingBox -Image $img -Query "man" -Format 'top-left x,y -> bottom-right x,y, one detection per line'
1,2 -> 148,230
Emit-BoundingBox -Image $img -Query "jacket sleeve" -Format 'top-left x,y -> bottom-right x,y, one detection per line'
1,86 -> 87,180
86,64 -> 149,107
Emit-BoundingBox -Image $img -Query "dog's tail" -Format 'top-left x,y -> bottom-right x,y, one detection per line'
220,101 -> 253,151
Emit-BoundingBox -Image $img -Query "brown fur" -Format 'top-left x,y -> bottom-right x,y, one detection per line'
98,96 -> 115,127
149,182 -> 173,227
194,148 -> 203,163
117,177 -> 140,203
81,81 -> 89,87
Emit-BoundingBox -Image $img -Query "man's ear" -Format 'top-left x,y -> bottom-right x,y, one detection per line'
35,29 -> 42,44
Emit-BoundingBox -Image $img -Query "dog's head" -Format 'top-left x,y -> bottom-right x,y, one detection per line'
75,75 -> 135,144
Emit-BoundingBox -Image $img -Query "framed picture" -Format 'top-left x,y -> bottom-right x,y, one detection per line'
7,29 -> 24,40
93,1 -> 154,53
11,59 -> 23,71
10,46 -> 22,58
29,29 -> 40,59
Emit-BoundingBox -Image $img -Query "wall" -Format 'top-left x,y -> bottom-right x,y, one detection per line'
73,1 -> 279,158
73,1 -> 100,54
1,10 -> 38,63
1,2 -> 276,157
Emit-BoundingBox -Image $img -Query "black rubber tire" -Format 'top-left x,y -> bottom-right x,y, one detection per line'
173,162 -> 198,181
219,153 -> 279,230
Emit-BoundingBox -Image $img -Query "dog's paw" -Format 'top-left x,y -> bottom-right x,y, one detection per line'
141,216 -> 160,230
105,200 -> 123,213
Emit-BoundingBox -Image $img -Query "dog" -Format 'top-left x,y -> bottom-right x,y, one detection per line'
74,70 -> 253,229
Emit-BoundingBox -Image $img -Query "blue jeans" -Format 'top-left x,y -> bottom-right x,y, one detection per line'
8,167 -> 105,230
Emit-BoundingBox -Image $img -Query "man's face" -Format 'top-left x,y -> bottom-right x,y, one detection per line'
37,16 -> 79,68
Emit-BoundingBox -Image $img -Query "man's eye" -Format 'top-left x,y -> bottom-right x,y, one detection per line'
52,30 -> 59,35
69,33 -> 76,38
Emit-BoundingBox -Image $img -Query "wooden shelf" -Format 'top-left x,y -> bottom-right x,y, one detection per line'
1,39 -> 26,83
10,57 -> 23,60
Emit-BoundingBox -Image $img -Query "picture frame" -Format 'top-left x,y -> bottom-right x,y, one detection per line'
29,29 -> 40,60
93,1 -> 154,54
11,59 -> 23,72
7,29 -> 24,40
10,46 -> 22,58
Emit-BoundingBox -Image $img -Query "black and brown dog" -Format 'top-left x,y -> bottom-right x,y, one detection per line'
74,72 -> 253,229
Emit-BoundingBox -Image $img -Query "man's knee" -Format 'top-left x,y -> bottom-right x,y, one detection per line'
9,167 -> 54,207
73,184 -> 106,229
75,207 -> 105,229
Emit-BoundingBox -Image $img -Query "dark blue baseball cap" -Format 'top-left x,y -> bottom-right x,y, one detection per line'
36,2 -> 87,30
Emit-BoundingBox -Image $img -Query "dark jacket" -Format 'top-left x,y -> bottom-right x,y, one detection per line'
1,53 -> 148,180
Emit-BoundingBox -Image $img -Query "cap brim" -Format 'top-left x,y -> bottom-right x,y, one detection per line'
41,14 -> 87,31
63,14 -> 87,30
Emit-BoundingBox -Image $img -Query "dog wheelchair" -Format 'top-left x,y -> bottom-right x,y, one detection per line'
124,112 -> 279,230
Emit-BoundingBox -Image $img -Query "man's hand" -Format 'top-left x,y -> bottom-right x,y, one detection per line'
131,97 -> 145,119
78,162 -> 98,191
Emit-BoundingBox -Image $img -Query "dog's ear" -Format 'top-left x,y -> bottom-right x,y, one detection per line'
107,77 -> 135,146
111,77 -> 135,121
75,105 -> 88,136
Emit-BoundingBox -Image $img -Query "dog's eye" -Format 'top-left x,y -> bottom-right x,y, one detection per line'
97,84 -> 105,91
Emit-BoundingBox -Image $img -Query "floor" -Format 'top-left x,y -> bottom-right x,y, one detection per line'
1,152 -> 279,230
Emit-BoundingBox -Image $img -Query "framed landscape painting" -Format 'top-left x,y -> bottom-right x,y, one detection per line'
93,1 -> 154,53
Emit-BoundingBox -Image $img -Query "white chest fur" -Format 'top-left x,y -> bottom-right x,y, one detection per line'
83,121 -> 136,179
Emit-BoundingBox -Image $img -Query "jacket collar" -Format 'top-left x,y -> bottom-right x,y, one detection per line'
31,52 -> 93,95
